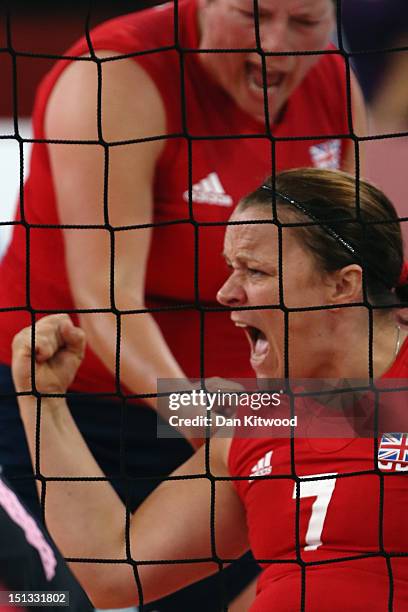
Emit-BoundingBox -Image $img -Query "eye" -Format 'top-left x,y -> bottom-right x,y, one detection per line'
236,8 -> 255,20
291,17 -> 321,27
248,268 -> 266,277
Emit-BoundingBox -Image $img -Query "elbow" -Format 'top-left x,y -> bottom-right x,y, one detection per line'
84,569 -> 140,610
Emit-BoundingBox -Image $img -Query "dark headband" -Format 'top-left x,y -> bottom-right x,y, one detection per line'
262,185 -> 357,257
261,184 -> 401,292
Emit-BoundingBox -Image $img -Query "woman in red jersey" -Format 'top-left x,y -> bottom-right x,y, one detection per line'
12,169 -> 408,611
0,2 -> 366,607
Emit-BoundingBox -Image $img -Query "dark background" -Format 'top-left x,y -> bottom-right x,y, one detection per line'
0,0 -> 164,116
1,0 -> 406,116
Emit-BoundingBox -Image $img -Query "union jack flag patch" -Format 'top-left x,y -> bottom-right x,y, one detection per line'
309,139 -> 341,169
378,433 -> 408,472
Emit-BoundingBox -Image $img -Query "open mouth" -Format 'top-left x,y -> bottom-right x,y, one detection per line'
234,321 -> 270,365
246,63 -> 285,92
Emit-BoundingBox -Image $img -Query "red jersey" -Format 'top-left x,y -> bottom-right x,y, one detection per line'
229,341 -> 408,611
0,0 -> 350,392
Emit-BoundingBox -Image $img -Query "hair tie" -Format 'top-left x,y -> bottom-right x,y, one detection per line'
398,261 -> 408,287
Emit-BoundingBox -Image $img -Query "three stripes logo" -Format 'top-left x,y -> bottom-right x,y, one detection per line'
183,172 -> 233,206
249,450 -> 273,484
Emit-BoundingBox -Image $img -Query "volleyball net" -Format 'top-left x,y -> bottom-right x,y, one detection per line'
2,0 -> 408,610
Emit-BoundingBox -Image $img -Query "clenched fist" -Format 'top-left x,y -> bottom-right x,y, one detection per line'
12,314 -> 86,394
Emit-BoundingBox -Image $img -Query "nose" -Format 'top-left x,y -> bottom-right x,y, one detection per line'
217,272 -> 247,307
260,18 -> 290,54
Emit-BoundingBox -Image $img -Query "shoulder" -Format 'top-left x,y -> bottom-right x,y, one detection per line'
37,2 -> 197,142
44,49 -> 166,145
295,45 -> 366,144
287,47 -> 348,132
75,2 -> 176,53
303,45 -> 365,119
38,4 -> 180,142
305,45 -> 347,93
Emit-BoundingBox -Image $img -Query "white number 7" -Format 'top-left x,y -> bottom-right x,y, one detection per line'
292,473 -> 337,551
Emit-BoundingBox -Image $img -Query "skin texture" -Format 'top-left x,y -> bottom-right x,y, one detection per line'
218,207 -> 400,380
12,207 -> 403,608
198,0 -> 336,122
43,0 -> 366,444
198,0 -> 366,169
12,319 -> 248,608
45,53 -> 186,412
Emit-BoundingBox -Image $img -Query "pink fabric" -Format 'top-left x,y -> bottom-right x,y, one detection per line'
0,480 -> 57,581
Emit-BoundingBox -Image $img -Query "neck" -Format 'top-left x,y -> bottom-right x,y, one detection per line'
298,313 -> 403,380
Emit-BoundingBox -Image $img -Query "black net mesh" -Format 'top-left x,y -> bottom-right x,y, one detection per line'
1,0 -> 408,610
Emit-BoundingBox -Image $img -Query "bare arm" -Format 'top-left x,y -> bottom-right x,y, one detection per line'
45,52 -> 187,413
12,316 -> 248,609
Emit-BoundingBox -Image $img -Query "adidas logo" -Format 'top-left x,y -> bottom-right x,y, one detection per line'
249,450 -> 273,483
183,172 -> 233,207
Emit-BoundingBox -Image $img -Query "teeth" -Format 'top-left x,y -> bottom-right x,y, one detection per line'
234,322 -> 248,328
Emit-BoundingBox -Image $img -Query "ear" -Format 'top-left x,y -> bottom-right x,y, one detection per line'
327,264 -> 363,305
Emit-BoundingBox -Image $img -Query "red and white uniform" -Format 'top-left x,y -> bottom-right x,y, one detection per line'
0,0 -> 350,390
229,341 -> 408,611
